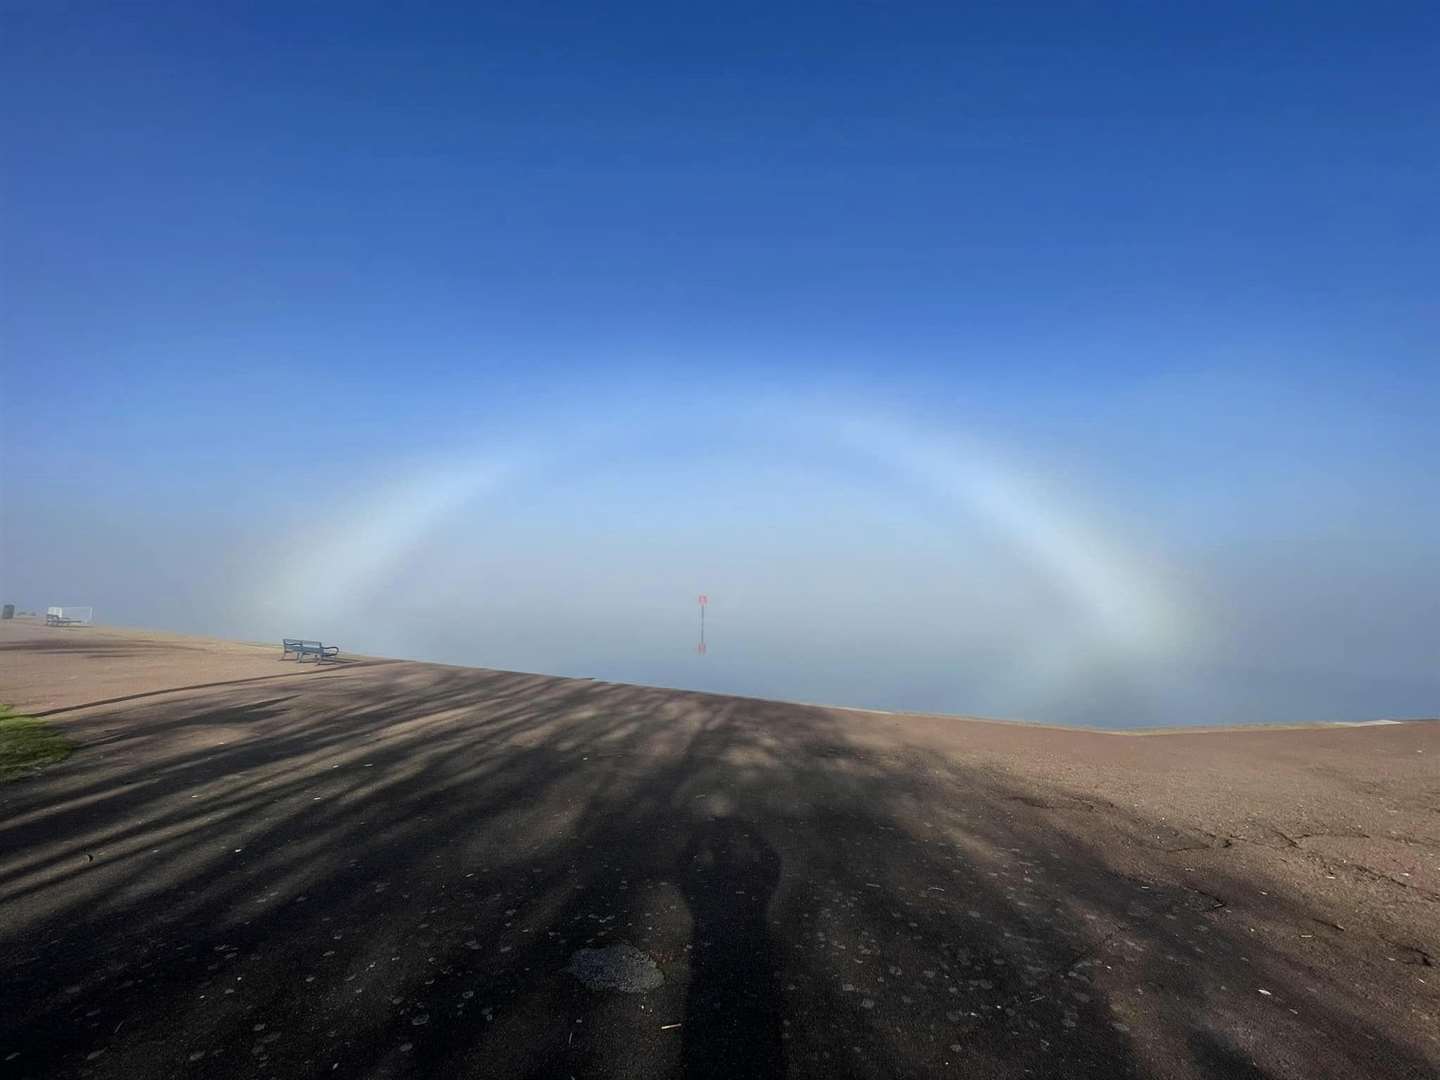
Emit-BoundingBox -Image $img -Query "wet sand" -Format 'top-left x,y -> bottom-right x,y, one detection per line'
0,620 -> 1435,1079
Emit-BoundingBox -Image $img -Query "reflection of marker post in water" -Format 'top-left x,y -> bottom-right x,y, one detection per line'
697,594 -> 708,655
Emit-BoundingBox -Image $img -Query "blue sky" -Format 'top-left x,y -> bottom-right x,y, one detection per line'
3,3 -> 1438,725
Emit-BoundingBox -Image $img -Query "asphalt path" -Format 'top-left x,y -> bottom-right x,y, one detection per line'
1,622 -> 1436,1079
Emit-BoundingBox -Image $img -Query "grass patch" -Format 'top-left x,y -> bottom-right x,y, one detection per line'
0,705 -> 73,780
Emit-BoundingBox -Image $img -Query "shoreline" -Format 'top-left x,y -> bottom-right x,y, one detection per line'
12,616 -> 1435,735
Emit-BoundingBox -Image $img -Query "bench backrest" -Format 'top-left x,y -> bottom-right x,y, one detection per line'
280,639 -> 331,656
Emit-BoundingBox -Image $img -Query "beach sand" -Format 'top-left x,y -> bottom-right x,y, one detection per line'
0,619 -> 1435,1079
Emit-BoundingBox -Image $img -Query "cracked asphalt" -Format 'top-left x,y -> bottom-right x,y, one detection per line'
1,621 -> 1436,1079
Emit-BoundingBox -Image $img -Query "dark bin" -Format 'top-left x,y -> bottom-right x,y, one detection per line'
1,604 -> 13,619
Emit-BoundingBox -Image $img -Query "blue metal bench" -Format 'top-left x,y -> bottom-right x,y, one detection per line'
282,638 -> 339,662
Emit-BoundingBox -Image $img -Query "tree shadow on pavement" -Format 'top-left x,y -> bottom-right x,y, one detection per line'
0,663 -> 1433,1080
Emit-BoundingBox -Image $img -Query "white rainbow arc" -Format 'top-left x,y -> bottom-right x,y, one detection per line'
269,460 -> 509,618
833,416 -> 1180,657
260,412 -> 1185,680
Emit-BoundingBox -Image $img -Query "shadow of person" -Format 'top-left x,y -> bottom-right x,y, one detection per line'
678,816 -> 786,1079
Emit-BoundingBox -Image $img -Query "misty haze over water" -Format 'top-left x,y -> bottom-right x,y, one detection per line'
8,405 -> 1436,731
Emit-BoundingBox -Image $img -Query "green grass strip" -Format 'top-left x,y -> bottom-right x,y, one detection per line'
0,704 -> 73,781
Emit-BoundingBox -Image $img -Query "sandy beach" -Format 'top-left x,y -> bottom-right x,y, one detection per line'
0,619 -> 1435,1079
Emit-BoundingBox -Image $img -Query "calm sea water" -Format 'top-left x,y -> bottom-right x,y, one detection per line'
336,616 -> 1438,731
